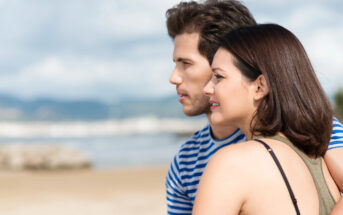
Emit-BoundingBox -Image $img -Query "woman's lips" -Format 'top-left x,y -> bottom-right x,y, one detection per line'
209,100 -> 219,110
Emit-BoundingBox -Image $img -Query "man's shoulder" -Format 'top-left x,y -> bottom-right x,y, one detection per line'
165,124 -> 211,189
190,123 -> 211,139
180,124 -> 211,147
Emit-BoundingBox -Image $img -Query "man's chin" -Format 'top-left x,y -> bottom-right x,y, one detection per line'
182,105 -> 210,117
184,111 -> 202,117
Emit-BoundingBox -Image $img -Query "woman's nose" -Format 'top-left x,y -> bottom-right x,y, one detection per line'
203,77 -> 214,96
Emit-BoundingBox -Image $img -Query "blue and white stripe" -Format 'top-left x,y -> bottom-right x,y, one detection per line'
328,117 -> 343,150
166,124 -> 245,214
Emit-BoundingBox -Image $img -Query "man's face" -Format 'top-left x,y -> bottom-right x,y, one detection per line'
170,33 -> 211,116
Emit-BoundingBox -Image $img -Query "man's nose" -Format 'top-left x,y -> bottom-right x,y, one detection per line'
169,68 -> 182,85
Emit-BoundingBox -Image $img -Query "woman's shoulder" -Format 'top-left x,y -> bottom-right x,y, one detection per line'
213,140 -> 269,162
201,140 -> 276,200
207,140 -> 273,175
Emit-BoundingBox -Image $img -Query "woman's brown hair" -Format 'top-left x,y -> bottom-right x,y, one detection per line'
221,24 -> 333,157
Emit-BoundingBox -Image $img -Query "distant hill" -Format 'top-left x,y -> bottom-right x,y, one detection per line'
0,94 -> 185,121
109,96 -> 185,119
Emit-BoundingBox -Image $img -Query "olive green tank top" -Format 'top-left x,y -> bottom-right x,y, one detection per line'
261,135 -> 336,215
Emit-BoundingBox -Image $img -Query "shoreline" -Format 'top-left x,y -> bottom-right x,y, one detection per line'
0,166 -> 169,215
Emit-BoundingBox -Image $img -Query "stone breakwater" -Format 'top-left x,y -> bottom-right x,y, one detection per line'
0,144 -> 91,170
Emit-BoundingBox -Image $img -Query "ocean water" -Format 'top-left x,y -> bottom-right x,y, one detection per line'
0,117 -> 206,169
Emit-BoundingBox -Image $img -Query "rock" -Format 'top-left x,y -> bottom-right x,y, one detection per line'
0,144 -> 91,170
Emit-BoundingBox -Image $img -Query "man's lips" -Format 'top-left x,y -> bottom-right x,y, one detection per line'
178,93 -> 188,103
209,100 -> 220,110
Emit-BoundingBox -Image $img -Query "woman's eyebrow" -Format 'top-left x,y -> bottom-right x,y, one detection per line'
211,67 -> 225,73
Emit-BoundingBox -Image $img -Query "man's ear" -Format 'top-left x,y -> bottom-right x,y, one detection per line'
254,75 -> 269,101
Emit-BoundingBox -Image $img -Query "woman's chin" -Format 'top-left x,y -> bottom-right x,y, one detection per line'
210,113 -> 225,126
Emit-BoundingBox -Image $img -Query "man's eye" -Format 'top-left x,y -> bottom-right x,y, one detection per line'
183,61 -> 191,65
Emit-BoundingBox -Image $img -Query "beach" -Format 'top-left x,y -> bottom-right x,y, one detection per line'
0,118 -> 196,215
0,166 -> 168,215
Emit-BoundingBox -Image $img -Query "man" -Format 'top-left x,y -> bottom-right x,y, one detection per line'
165,0 -> 343,214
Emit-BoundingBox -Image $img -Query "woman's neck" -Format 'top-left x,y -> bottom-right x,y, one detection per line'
239,117 -> 254,140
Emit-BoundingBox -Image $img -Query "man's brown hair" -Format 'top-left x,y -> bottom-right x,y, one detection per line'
166,0 -> 256,63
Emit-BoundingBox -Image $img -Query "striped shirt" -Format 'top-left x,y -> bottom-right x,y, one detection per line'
329,117 -> 343,149
166,118 -> 343,215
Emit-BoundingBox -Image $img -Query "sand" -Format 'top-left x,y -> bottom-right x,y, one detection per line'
0,166 -> 169,215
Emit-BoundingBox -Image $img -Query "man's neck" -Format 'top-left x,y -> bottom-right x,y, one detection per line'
206,113 -> 238,140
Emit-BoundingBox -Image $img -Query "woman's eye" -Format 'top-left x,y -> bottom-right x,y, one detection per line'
215,74 -> 224,79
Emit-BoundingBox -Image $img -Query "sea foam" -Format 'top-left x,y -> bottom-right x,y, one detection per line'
0,117 -> 206,138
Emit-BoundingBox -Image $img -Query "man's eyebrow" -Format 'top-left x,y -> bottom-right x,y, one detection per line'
174,57 -> 192,62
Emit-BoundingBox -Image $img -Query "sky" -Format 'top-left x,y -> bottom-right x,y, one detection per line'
0,0 -> 342,103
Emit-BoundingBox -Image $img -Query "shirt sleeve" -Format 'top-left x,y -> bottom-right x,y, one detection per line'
328,117 -> 343,150
166,154 -> 193,215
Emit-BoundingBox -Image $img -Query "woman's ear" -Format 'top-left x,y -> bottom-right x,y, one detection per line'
254,75 -> 269,101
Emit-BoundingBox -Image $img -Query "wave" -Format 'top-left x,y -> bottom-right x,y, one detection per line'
0,117 -> 207,138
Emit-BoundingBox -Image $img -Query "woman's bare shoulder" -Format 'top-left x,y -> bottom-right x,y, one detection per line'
213,140 -> 268,161
207,140 -> 272,175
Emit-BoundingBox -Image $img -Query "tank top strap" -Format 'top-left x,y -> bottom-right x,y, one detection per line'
254,138 -> 300,215
257,135 -> 336,214
259,135 -> 321,165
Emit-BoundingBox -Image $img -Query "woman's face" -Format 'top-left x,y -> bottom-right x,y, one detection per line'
203,48 -> 259,130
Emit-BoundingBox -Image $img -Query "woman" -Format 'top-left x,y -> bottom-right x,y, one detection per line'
193,24 -> 341,214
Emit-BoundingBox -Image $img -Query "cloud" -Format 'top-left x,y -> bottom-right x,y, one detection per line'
304,27 -> 343,96
0,0 -> 341,102
0,0 -> 178,101
0,43 -> 175,101
246,0 -> 343,98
